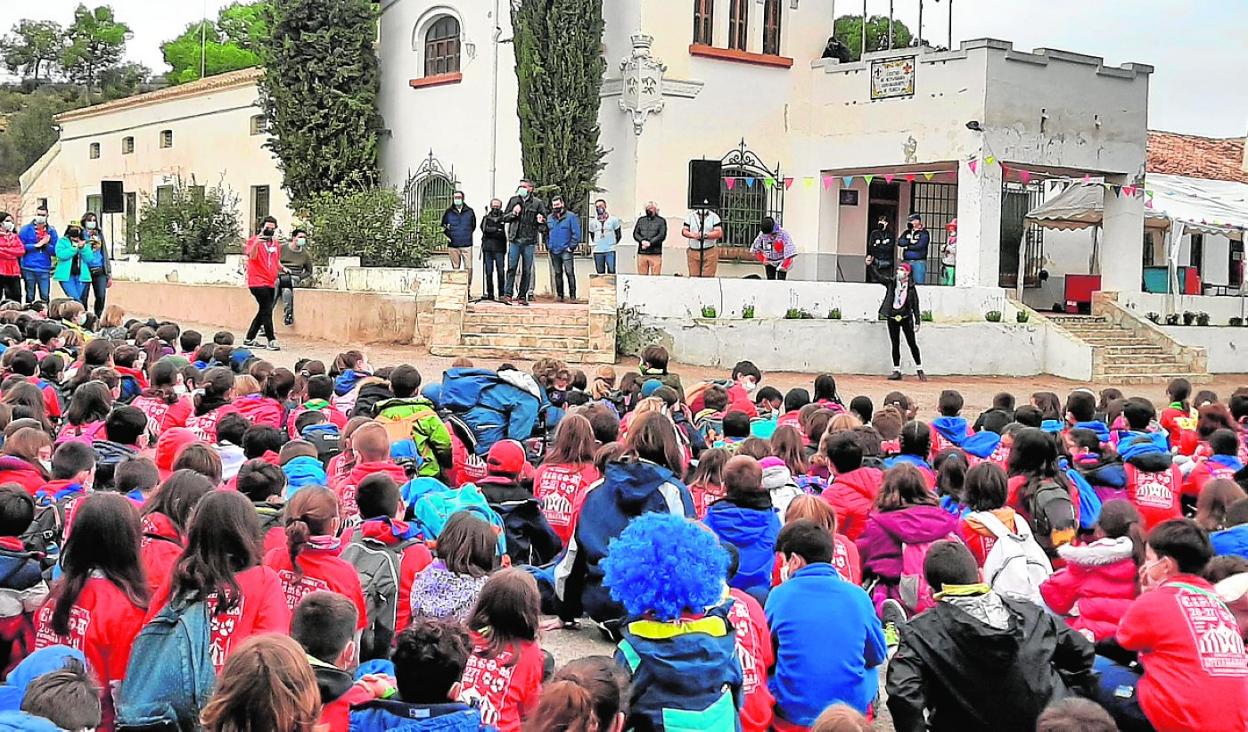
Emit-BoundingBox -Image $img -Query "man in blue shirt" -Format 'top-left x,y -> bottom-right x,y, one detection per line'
545,196 -> 582,302
766,519 -> 887,727
18,204 -> 56,304
587,198 -> 621,274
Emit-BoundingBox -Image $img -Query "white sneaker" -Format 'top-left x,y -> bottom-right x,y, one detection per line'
267,340 -> 281,351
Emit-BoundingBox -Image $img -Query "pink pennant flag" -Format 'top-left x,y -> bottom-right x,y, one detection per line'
863,175 -> 875,184
905,174 -> 916,183
725,178 -> 737,190
1000,164 -> 1010,179
783,177 -> 795,190
884,174 -> 895,183
1082,174 -> 1092,185
822,175 -> 835,190
968,160 -> 979,175
1145,197 -> 1154,209
1122,185 -> 1135,197
1019,170 -> 1032,184
923,172 -> 935,181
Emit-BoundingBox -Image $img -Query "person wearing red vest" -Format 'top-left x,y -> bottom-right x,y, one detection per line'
243,216 -> 282,351
1105,519 -> 1248,732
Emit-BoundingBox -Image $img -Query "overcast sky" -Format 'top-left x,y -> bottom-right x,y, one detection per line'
14,0 -> 1248,137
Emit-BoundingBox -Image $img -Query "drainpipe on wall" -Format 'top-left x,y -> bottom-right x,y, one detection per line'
489,0 -> 502,199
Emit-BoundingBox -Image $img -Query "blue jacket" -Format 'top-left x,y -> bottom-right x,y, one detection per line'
900,228 -> 929,261
1212,524 -> 1248,559
283,455 -> 328,498
18,223 -> 56,274
334,369 -> 368,396
930,416 -> 1001,459
765,563 -> 886,723
439,368 -> 543,456
350,699 -> 484,732
554,459 -> 694,624
440,205 -> 477,248
0,645 -> 86,712
616,603 -> 743,732
545,211 -> 582,255
704,496 -> 780,599
1071,420 -> 1111,444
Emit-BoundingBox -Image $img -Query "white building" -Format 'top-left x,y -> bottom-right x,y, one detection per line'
378,0 -> 1152,292
20,68 -> 291,247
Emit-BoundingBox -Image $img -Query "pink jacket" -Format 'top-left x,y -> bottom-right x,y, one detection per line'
0,232 -> 24,277
1039,536 -> 1138,641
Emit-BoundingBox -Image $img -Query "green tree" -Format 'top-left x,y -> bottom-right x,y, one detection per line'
512,0 -> 606,209
259,0 -> 383,210
135,176 -> 241,262
160,2 -> 271,85
1,20 -> 65,83
99,61 -> 150,99
833,14 -> 913,61
61,4 -> 131,103
0,90 -> 83,188
299,187 -> 426,267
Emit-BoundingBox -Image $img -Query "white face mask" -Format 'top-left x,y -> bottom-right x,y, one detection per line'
34,216 -> 46,225
85,221 -> 96,230
779,560 -> 792,583
38,459 -> 52,473
1,221 -> 13,232
76,313 -> 87,326
173,384 -> 189,396
741,378 -> 757,395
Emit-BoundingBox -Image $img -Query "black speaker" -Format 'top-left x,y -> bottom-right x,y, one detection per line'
688,160 -> 722,210
101,181 -> 125,214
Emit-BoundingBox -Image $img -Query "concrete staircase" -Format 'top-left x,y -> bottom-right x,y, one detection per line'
429,270 -> 616,364
1045,294 -> 1208,383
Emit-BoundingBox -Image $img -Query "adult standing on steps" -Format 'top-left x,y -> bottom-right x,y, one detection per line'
879,262 -> 926,382
480,199 -> 508,301
546,196 -> 582,303
502,179 -> 547,307
441,190 -> 477,286
900,213 -> 931,284
244,215 -> 281,351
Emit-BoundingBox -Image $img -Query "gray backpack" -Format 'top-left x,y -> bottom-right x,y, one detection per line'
341,534 -> 422,661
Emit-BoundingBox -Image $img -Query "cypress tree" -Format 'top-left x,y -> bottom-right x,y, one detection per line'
512,0 -> 606,208
259,0 -> 383,210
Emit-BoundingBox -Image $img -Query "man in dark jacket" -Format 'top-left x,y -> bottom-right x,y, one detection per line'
440,191 -> 476,284
479,199 -> 507,301
900,213 -> 931,284
502,180 -> 548,306
866,215 -> 895,283
886,541 -> 1095,732
632,201 -> 667,275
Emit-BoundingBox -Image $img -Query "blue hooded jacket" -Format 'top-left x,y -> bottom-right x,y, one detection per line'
0,645 -> 87,711
350,699 -> 484,732
1118,431 -> 1171,464
1212,524 -> 1248,559
616,602 -> 743,732
930,416 -> 1002,458
1071,420 -> 1111,444
554,459 -> 694,624
282,455 -> 328,498
704,495 -> 780,600
334,369 -> 368,396
18,223 -> 56,274
0,711 -> 59,732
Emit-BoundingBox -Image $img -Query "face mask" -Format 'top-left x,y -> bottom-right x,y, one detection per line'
34,216 -> 46,225
779,561 -> 792,583
84,221 -> 96,230
263,226 -> 275,236
1,222 -> 12,232
742,378 -> 757,394
453,198 -> 464,206
517,188 -> 529,199
491,204 -> 502,212
646,208 -> 656,217
553,206 -> 564,214
596,206 -> 606,215
38,459 -> 52,473
173,384 -> 189,396
293,237 -> 306,247
76,313 -> 87,326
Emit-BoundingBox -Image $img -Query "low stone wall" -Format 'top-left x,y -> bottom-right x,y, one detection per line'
107,280 -> 432,345
1094,292 -> 1207,374
1162,326 -> 1248,374
1121,291 -> 1248,325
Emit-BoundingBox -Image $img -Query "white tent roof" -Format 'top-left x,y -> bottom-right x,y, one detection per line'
1026,173 -> 1248,238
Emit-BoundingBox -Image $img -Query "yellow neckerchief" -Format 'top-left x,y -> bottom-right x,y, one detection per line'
626,615 -> 729,640
934,583 -> 991,600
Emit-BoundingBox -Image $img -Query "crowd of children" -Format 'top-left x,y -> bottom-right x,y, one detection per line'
0,298 -> 1242,730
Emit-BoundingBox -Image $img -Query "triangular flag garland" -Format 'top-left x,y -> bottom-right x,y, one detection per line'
968,160 -> 978,175
1019,170 -> 1032,184
842,176 -> 854,188
744,177 -> 755,188
863,175 -> 875,184
884,174 -> 895,183
905,173 -> 916,183
824,176 -> 836,190
923,172 -> 935,181
783,177 -> 795,190
724,178 -> 736,190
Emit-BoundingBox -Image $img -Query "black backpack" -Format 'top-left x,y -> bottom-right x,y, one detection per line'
1027,478 -> 1077,553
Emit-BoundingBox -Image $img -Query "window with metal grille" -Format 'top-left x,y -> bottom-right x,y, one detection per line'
250,115 -> 265,136
122,136 -> 134,154
715,142 -> 784,259
998,182 -> 1045,289
762,0 -> 783,55
1189,233 -> 1204,276
909,182 -> 958,285
124,192 -> 137,253
728,0 -> 749,51
85,195 -> 102,217
159,130 -> 173,149
155,185 -> 174,207
89,143 -> 100,159
693,0 -> 714,45
424,16 -> 460,77
250,185 -> 270,235
415,175 -> 455,253
1143,230 -> 1155,268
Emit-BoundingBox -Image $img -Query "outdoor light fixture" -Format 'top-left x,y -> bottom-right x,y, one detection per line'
965,121 -> 982,132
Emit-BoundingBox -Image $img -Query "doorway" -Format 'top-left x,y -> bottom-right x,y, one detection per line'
867,180 -> 901,237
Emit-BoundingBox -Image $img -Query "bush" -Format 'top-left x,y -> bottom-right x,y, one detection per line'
300,187 -> 426,267
135,177 -> 240,263
920,310 -> 934,322
1015,310 -> 1030,323
1196,312 -> 1211,327
700,305 -> 717,319
827,308 -> 842,320
1165,313 -> 1180,326
985,310 -> 1002,322
741,304 -> 755,319
616,305 -> 661,356
1231,317 -> 1244,327
785,308 -> 814,320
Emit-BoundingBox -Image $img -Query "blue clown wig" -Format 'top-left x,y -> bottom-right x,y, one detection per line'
602,512 -> 728,622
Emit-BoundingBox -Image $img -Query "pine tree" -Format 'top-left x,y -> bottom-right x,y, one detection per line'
259,0 -> 383,210
512,0 -> 606,209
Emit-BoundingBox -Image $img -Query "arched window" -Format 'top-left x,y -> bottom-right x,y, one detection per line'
728,0 -> 749,51
424,16 -> 461,77
692,0 -> 714,45
762,0 -> 783,55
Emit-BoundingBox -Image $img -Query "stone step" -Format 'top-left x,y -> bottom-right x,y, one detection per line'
460,333 -> 592,350
461,322 -> 589,337
433,344 -> 613,365
462,311 -> 590,328
1093,373 -> 1208,385
1080,338 -> 1157,347
1097,361 -> 1192,376
1101,344 -> 1169,355
1050,318 -> 1110,326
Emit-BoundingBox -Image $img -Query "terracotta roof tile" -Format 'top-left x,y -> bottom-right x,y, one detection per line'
1147,130 -> 1248,183
55,67 -> 263,123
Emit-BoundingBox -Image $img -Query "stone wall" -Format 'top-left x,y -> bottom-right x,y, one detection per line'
1094,292 -> 1207,374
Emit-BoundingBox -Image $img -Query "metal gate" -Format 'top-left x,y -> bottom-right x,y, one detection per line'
402,151 -> 458,258
719,139 -> 784,259
999,182 -> 1045,288
909,181 -> 957,285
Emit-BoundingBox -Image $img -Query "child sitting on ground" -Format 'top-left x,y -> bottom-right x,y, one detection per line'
704,455 -> 780,604
0,486 -> 47,674
279,439 -> 328,499
115,456 -> 159,506
19,655 -> 100,732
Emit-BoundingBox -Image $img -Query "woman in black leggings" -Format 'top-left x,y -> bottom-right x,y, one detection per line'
244,216 -> 281,350
878,262 -> 925,381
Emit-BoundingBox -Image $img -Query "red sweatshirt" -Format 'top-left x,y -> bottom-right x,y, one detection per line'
338,460 -> 409,525
245,234 -> 281,288
0,232 -> 24,277
34,577 -> 147,730
728,588 -> 774,732
262,543 -> 368,629
822,467 -> 884,542
1117,575 -> 1248,731
1125,463 -> 1183,531
186,404 -> 240,444
139,511 -> 184,596
148,565 -> 292,672
233,395 -> 285,429
1159,405 -> 1197,452
132,394 -> 193,436
0,457 -> 47,496
456,634 -> 544,732
532,462 -> 599,546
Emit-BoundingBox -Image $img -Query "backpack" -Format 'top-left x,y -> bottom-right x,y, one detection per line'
1026,478 -> 1077,553
341,535 -> 423,662
115,599 -> 216,732
1064,466 -> 1102,531
20,495 -> 76,575
898,532 -> 960,614
412,484 -> 506,553
971,512 -> 1052,606
300,423 -> 343,467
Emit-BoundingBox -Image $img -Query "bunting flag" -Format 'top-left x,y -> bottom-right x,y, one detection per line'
985,155 -> 996,165
842,176 -> 854,188
884,174 -> 895,183
783,177 -> 795,190
1000,164 -> 1010,178
1122,185 -> 1135,197
744,177 -> 756,188
824,176 -> 836,190
863,175 -> 875,184
924,172 -> 935,181
1082,174 -> 1092,184
763,177 -> 775,189
968,160 -> 979,175
804,177 -> 815,188
724,178 -> 736,190
1019,170 -> 1032,184
905,173 -> 916,183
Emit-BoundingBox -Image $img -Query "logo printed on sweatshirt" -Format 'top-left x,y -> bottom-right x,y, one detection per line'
34,605 -> 89,651
727,600 -> 763,695
276,570 -> 331,610
1133,471 -> 1176,509
1178,591 -> 1248,676
457,649 -> 519,726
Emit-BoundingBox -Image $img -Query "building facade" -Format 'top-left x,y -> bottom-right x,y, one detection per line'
378,0 -> 1152,291
20,68 -> 291,248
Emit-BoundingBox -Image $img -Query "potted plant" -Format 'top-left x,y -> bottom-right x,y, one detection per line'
1165,313 -> 1180,326
1232,317 -> 1244,327
1182,311 -> 1196,326
701,305 -> 717,319
1146,312 -> 1161,323
741,304 -> 755,319
1015,310 -> 1030,323
827,308 -> 842,320
784,308 -> 802,320
921,310 -> 934,322
1196,312 -> 1211,327
985,311 -> 1003,323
